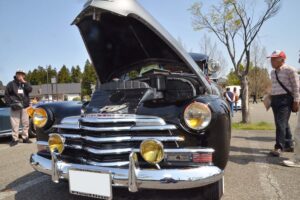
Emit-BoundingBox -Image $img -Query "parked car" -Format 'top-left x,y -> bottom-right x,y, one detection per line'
0,94 -> 36,138
30,1 -> 231,199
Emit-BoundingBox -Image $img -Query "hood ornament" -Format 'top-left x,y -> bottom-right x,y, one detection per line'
99,104 -> 128,113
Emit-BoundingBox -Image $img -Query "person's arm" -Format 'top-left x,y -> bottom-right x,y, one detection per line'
19,76 -> 32,94
289,68 -> 299,111
289,68 -> 300,102
23,82 -> 32,94
225,93 -> 233,102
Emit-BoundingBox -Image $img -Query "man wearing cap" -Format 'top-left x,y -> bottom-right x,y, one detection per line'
4,70 -> 32,146
268,50 -> 299,156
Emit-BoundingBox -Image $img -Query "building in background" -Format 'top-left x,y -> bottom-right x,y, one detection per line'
30,83 -> 81,101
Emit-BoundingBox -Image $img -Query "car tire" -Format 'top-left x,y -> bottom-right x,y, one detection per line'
197,178 -> 224,200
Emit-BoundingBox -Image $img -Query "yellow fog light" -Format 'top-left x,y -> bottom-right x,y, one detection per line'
140,139 -> 164,164
184,102 -> 211,130
33,108 -> 48,128
48,134 -> 65,154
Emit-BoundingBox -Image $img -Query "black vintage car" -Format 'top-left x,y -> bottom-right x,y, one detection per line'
30,0 -> 231,199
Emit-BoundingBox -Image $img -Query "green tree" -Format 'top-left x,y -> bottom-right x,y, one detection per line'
81,60 -> 97,97
46,65 -> 57,83
27,66 -> 46,85
190,0 -> 281,123
71,65 -> 82,83
58,65 -> 72,83
227,69 -> 240,85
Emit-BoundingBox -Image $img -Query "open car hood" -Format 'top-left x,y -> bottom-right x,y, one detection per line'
73,0 -> 211,92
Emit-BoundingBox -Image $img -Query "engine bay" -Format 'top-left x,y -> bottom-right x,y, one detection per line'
86,69 -> 206,114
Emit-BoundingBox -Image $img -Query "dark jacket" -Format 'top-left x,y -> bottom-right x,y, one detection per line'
4,76 -> 32,108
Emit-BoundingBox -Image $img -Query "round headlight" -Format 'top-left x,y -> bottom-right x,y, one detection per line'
33,108 -> 48,128
26,106 -> 35,118
184,102 -> 212,130
48,134 -> 65,154
140,139 -> 164,164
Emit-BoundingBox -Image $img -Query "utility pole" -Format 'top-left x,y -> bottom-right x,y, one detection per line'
46,67 -> 49,102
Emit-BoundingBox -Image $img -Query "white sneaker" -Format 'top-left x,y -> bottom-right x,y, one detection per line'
282,160 -> 300,168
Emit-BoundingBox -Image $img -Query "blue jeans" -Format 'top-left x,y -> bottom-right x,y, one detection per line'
228,102 -> 234,117
271,94 -> 294,150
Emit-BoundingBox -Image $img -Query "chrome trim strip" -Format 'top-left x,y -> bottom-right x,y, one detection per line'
81,116 -> 166,126
81,125 -> 177,131
53,124 -> 80,129
30,153 -> 223,190
0,130 -> 12,133
163,148 -> 215,153
55,115 -> 176,131
65,144 -> 83,150
85,147 -> 133,155
60,116 -> 80,125
86,160 -> 129,167
0,128 -> 22,137
61,134 -> 184,143
65,145 -> 214,155
0,132 -> 12,138
53,124 -> 177,131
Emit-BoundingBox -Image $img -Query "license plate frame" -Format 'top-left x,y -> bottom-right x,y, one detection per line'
69,169 -> 112,200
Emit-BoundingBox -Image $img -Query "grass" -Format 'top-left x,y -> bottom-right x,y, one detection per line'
232,121 -> 275,130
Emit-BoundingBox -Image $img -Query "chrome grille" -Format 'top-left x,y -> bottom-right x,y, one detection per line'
55,115 -> 182,166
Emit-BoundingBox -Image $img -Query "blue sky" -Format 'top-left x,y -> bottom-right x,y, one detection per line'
0,0 -> 299,85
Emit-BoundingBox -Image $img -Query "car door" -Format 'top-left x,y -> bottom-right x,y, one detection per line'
0,96 -> 11,134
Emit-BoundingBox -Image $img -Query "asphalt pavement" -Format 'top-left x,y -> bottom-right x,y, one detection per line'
0,103 -> 300,200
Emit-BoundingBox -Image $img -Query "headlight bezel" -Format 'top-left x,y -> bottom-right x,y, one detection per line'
183,101 -> 212,131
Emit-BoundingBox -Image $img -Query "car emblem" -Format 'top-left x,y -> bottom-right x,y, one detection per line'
99,104 -> 127,113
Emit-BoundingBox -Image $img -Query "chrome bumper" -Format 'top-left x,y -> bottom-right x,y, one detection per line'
30,153 -> 223,192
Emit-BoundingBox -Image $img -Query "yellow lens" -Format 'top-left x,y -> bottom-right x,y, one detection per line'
184,102 -> 211,130
187,118 -> 203,128
48,134 -> 65,154
140,140 -> 164,164
26,107 -> 35,118
33,108 -> 48,128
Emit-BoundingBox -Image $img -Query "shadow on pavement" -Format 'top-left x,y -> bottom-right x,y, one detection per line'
229,145 -> 288,166
229,154 -> 287,166
230,146 -> 270,155
233,136 -> 275,142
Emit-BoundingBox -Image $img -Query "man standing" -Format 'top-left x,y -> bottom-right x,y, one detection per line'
269,50 -> 299,156
233,87 -> 239,111
4,70 -> 32,146
225,88 -> 234,117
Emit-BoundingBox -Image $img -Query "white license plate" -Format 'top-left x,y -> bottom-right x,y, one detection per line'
69,169 -> 112,199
